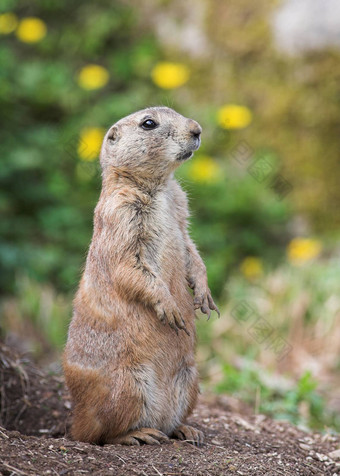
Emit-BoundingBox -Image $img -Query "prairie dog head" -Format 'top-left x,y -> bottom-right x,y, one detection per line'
100,107 -> 202,181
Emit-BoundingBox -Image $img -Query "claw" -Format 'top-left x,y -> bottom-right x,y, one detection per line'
193,295 -> 203,309
169,320 -> 179,334
175,317 -> 190,336
200,303 -> 209,315
113,428 -> 169,446
208,295 -> 220,317
160,312 -> 167,324
172,425 -> 204,447
174,316 -> 185,330
181,319 -> 190,335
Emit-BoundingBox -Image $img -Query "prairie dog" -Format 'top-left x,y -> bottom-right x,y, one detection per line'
63,107 -> 219,446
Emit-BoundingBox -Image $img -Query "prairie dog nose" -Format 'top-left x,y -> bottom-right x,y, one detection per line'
188,120 -> 202,138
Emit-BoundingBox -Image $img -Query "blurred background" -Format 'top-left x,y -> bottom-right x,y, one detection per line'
1,0 -> 340,432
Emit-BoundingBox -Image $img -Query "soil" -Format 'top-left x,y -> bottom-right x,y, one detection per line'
1,343 -> 340,476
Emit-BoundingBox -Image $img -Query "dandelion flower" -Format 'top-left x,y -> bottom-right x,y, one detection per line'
287,238 -> 321,265
189,156 -> 220,184
0,13 -> 18,34
217,104 -> 252,130
78,128 -> 105,161
240,257 -> 263,279
151,62 -> 190,89
16,17 -> 47,43
77,65 -> 109,90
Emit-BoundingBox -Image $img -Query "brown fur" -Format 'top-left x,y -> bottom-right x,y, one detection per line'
63,107 -> 219,446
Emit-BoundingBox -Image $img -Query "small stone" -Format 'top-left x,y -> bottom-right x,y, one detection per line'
329,449 -> 340,461
233,416 -> 255,431
322,433 -> 337,443
299,443 -> 311,451
315,453 -> 328,462
300,437 -> 314,444
211,439 -> 223,445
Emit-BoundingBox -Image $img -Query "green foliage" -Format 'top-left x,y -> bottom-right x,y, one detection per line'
0,0 -> 160,293
1,275 -> 71,357
196,257 -> 340,433
216,365 -> 340,432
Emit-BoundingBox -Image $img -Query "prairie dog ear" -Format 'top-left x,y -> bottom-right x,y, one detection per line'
100,125 -> 119,169
107,125 -> 119,143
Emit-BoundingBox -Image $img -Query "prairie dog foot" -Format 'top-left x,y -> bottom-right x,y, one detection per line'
111,428 -> 169,446
172,424 -> 204,447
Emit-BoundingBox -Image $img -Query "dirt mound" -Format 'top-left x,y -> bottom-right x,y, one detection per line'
0,343 -> 339,475
0,342 -> 70,436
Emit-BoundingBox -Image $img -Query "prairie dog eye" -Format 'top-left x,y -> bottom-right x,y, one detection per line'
141,119 -> 158,130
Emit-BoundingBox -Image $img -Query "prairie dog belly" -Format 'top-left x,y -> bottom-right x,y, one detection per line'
130,361 -> 198,435
143,191 -> 187,284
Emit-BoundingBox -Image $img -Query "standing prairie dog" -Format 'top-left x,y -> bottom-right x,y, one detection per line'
63,107 -> 219,446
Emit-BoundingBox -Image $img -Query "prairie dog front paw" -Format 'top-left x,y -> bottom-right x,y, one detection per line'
192,280 -> 220,319
154,298 -> 190,335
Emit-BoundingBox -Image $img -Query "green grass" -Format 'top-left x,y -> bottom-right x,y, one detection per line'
215,365 -> 340,432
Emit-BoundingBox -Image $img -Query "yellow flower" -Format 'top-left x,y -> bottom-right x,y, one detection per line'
217,104 -> 252,130
287,238 -> 322,265
78,128 -> 105,161
77,65 -> 109,90
240,257 -> 263,279
189,156 -> 220,184
151,62 -> 190,89
16,17 -> 47,43
0,13 -> 18,34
